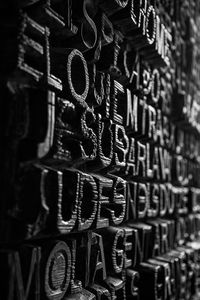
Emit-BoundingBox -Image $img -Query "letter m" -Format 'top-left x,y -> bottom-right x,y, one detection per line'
1,246 -> 41,300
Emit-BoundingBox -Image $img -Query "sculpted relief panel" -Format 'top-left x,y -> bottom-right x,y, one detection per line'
1,0 -> 200,299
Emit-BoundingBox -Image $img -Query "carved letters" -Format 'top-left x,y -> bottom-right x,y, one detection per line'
2,0 -> 200,299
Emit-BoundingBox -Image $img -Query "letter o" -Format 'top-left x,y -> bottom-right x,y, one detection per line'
146,5 -> 156,45
45,241 -> 71,300
67,49 -> 89,104
151,69 -> 160,103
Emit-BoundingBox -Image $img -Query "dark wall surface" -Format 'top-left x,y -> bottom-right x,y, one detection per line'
1,0 -> 200,299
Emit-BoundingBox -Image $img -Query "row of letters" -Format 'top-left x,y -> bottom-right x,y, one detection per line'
3,220 -> 200,299
11,165 -> 200,238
